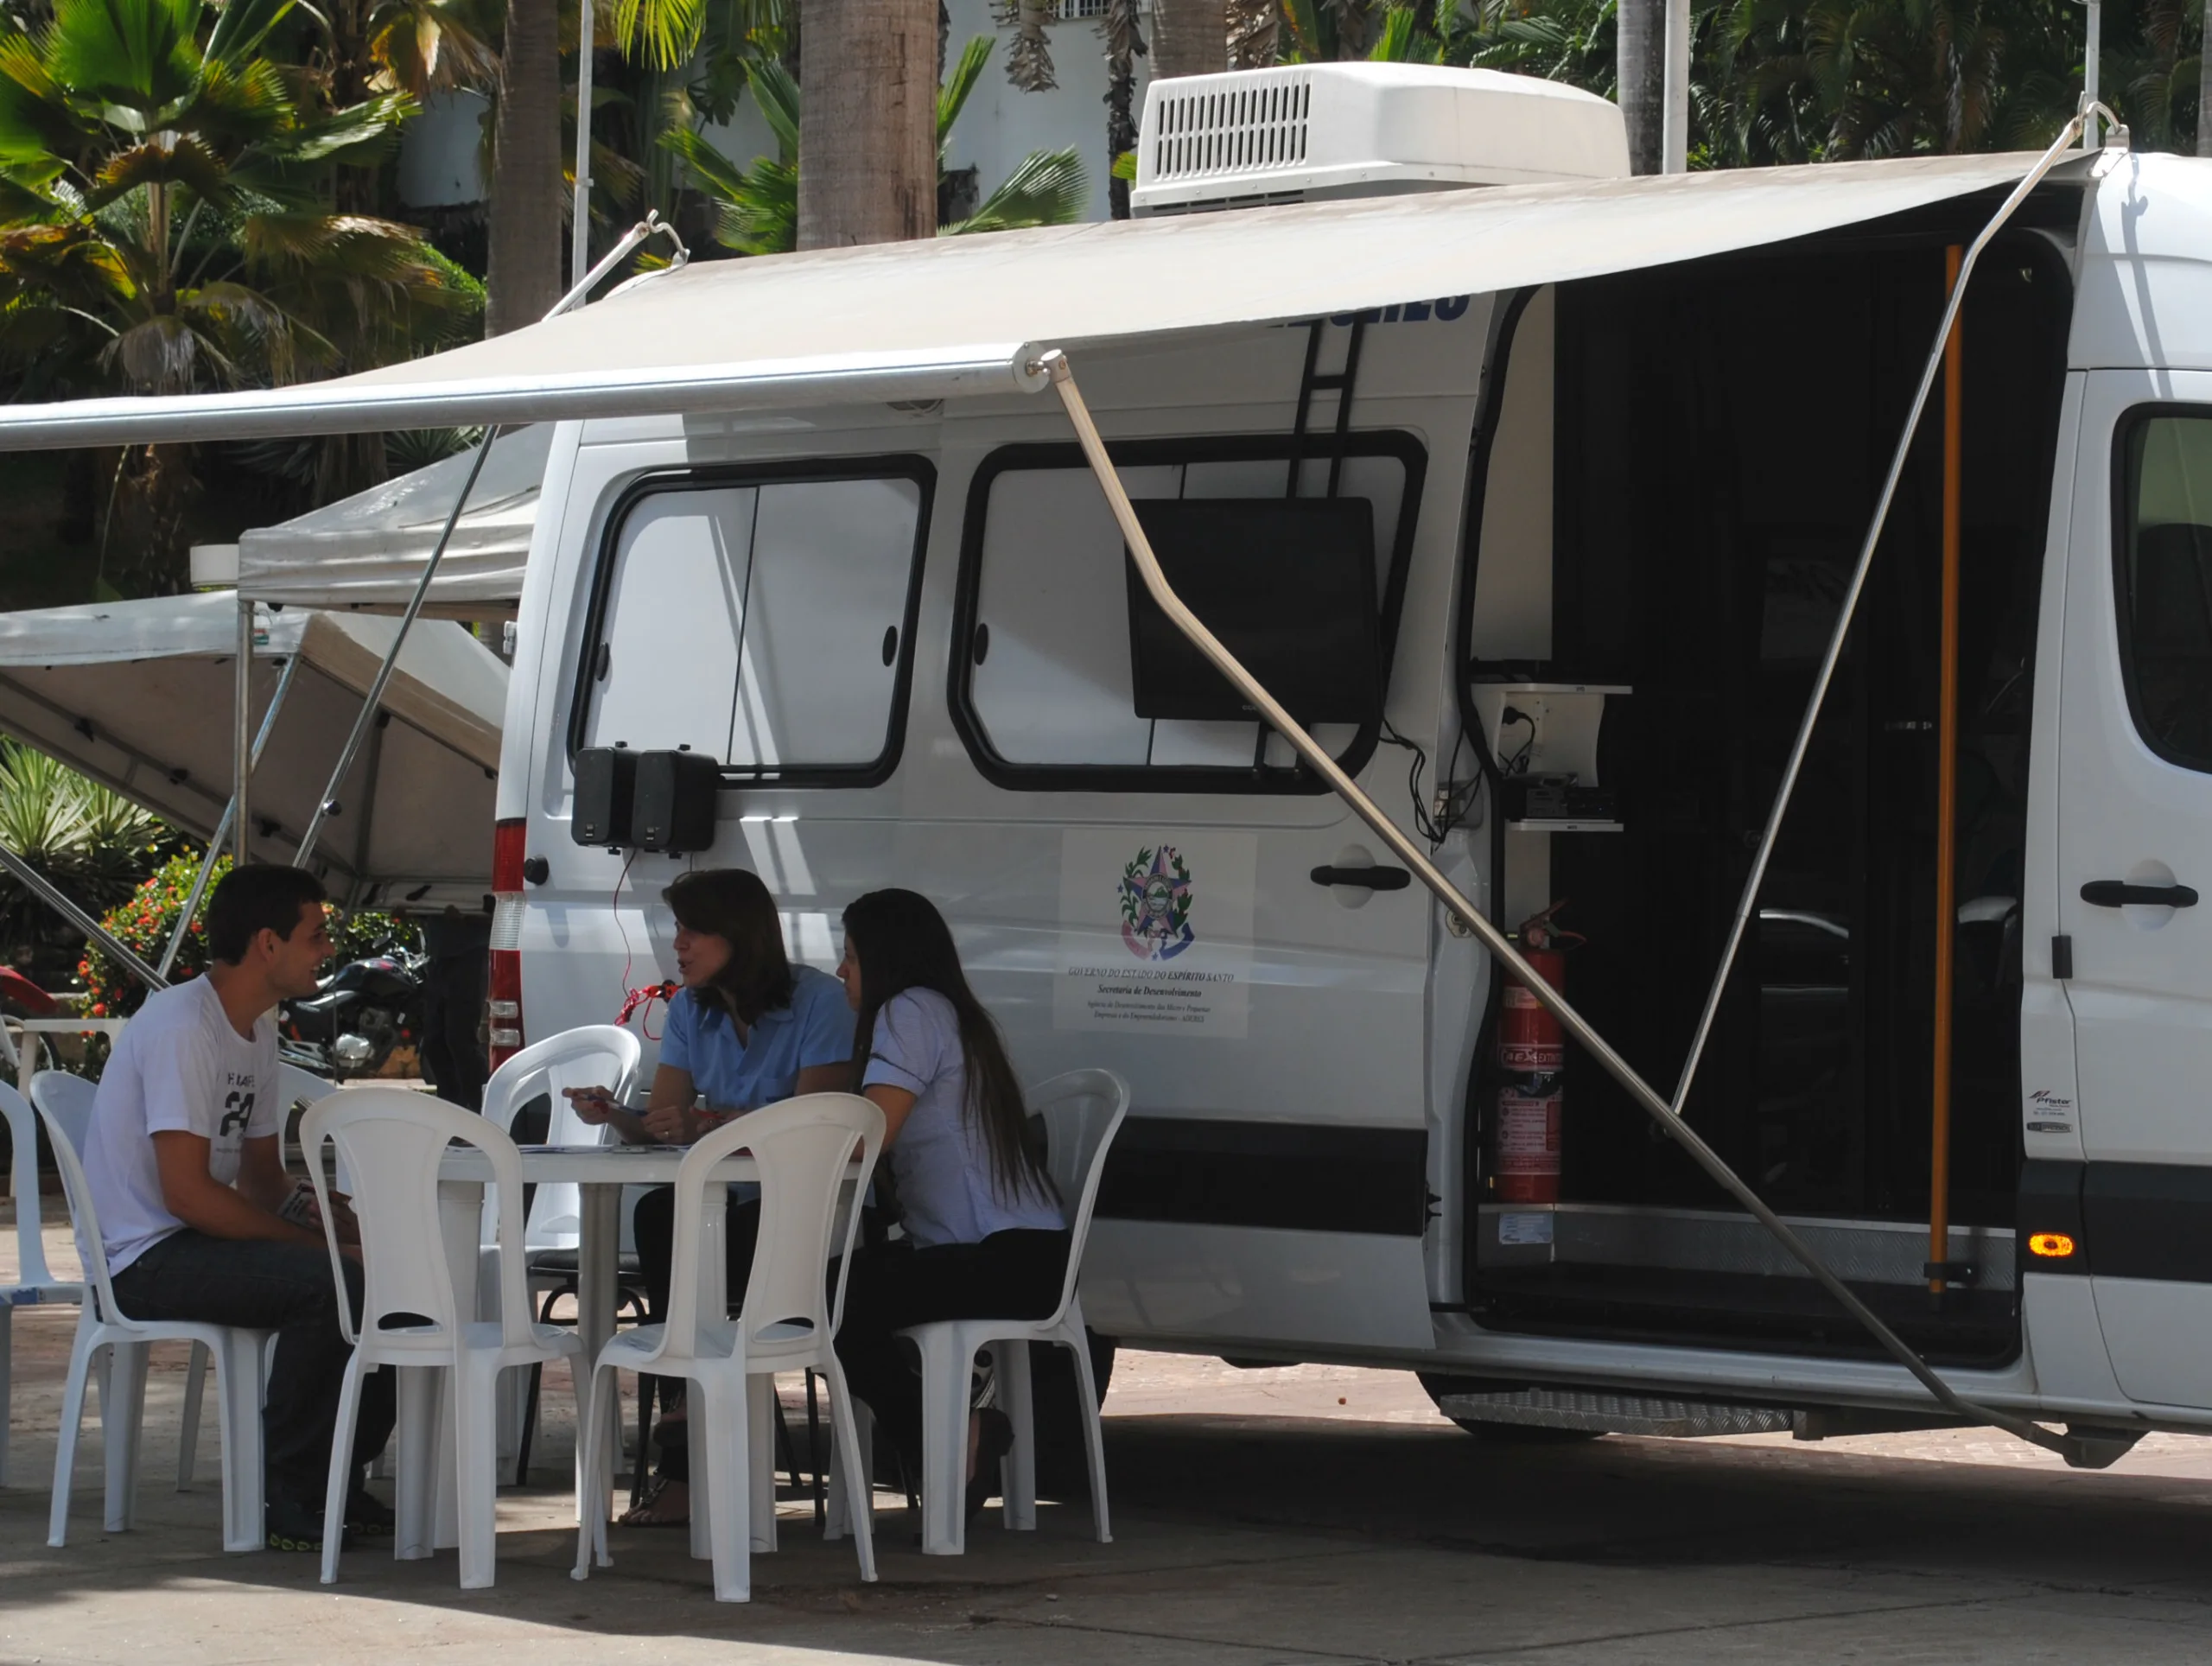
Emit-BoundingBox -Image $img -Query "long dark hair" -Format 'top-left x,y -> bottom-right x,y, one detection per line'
664,868 -> 794,1030
842,888 -> 1052,1206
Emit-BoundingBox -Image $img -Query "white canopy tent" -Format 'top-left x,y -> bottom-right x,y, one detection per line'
0,153 -> 2076,448
0,593 -> 504,905
234,425 -> 549,620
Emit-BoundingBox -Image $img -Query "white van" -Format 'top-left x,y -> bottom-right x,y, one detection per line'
10,66 -> 2208,1450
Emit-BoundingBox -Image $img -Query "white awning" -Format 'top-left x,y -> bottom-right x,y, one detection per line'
235,426 -> 548,617
0,152 -> 2076,448
0,595 -> 505,904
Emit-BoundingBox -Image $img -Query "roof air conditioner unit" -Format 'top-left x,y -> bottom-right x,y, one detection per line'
1131,63 -> 1629,217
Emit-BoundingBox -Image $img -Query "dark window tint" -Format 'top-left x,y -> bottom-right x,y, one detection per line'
2119,414 -> 2212,773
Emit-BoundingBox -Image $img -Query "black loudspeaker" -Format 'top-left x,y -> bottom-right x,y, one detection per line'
634,750 -> 720,853
572,747 -> 636,846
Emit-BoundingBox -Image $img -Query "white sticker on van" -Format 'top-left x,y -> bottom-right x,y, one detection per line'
1055,829 -> 1256,1038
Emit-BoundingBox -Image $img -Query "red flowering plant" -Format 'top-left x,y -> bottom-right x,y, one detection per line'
80,855 -> 419,1023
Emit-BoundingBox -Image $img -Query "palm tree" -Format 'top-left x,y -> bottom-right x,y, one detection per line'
664,36 -> 1085,252
794,0 -> 938,246
0,0 -> 484,584
1156,0 -> 1228,76
0,740 -> 170,986
1103,0 -> 1144,215
486,0 -> 564,327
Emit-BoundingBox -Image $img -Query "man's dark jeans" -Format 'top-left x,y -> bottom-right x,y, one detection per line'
109,1230 -> 397,1510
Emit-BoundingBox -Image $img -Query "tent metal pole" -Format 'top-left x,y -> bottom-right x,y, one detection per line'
1663,104 -> 2117,1135
162,649 -> 303,976
1043,341 -> 2120,1470
292,214 -> 687,872
0,842 -> 164,990
573,0 -> 594,289
234,597 -> 252,866
1929,243 -> 1966,1294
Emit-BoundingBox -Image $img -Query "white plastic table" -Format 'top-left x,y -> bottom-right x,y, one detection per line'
431,1142 -> 849,1563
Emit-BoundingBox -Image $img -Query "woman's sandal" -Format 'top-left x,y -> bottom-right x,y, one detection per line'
617,1473 -> 690,1527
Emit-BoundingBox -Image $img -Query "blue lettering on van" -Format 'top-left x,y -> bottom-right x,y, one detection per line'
1324,296 -> 1471,327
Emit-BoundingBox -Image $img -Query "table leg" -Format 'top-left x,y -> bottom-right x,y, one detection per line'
432,1180 -> 481,1552
578,1183 -> 620,1528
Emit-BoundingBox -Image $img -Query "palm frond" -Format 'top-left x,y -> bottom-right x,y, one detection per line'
945,144 -> 1086,233
938,33 -> 993,143
742,54 -> 798,157
610,0 -> 705,70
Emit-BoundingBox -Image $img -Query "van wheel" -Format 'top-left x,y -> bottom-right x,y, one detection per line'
1417,1373 -> 1604,1444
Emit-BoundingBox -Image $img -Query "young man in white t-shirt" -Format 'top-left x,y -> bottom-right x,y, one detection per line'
86,865 -> 396,1551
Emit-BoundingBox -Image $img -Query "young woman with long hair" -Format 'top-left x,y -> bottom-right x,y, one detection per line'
832,887 -> 1069,1523
566,867 -> 851,1525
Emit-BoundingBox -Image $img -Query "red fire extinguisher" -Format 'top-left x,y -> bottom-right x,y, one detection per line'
1495,903 -> 1583,1205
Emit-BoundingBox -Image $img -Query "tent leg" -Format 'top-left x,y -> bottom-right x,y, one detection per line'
234,599 -> 252,867
166,649 -> 303,976
1042,324 -> 2101,1469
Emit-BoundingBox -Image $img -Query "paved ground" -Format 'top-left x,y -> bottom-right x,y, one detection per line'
8,1211 -> 2212,1663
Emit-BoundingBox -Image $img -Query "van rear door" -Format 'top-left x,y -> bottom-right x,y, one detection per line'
2056,370 -> 2212,1408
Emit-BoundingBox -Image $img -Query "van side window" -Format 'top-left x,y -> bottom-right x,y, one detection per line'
950,436 -> 1425,792
2118,412 -> 2212,772
575,461 -> 932,786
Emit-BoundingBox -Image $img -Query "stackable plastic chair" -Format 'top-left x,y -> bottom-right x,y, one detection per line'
870,1068 -> 1128,1557
302,1087 -> 587,1589
173,1062 -> 337,1491
2,1080 -> 86,1487
39,1101 -> 270,1554
574,1092 -> 884,1603
477,1026 -> 644,1484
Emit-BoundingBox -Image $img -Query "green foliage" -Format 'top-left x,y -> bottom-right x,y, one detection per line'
0,739 -> 170,985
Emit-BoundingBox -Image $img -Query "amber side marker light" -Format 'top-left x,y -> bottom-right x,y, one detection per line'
2029,1233 -> 2077,1258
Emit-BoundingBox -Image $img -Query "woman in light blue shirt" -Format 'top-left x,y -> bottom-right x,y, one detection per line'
567,867 -> 850,1524
831,887 -> 1069,1527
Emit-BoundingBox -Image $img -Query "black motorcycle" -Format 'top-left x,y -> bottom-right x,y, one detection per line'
283,946 -> 428,1081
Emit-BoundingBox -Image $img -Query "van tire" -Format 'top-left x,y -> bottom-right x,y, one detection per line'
1417,1372 -> 1604,1444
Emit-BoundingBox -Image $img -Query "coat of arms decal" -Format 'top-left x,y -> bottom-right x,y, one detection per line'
1120,845 -> 1195,961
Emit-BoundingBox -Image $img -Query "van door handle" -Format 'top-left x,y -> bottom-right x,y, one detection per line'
2081,880 -> 2200,908
1310,864 -> 1413,891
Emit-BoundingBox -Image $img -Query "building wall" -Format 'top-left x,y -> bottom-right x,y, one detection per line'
395,4 -> 1153,226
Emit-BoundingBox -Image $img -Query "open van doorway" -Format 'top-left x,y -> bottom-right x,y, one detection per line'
1461,212 -> 2075,1365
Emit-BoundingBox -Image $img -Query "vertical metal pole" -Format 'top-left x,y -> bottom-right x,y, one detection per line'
233,597 -> 252,866
1661,0 -> 1690,173
162,649 -> 304,976
572,0 -> 594,287
2083,0 -> 2101,149
1929,245 -> 1965,1294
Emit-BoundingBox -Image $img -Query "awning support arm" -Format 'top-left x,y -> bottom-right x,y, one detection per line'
293,212 -> 690,871
164,646 -> 303,976
1042,345 -> 2118,1471
1665,101 -> 2122,1131
0,841 -> 164,991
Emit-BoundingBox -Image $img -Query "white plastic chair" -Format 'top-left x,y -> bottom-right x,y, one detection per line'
2,1080 -> 86,1487
175,1061 -> 337,1490
855,1067 -> 1128,1557
302,1086 -> 586,1589
39,1100 -> 270,1553
477,1026 -> 643,1484
573,1092 -> 884,1604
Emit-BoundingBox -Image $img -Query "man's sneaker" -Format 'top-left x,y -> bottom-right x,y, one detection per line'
265,1496 -> 346,1554
346,1488 -> 395,1538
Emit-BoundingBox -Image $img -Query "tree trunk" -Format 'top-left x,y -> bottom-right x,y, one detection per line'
2200,0 -> 2212,156
798,0 -> 938,249
1154,0 -> 1225,79
1103,0 -> 1145,219
1617,0 -> 1664,175
486,0 -> 565,334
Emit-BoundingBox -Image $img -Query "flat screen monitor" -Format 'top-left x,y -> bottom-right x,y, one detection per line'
1124,497 -> 1382,725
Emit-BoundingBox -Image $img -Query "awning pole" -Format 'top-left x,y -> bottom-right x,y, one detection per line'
0,841 -> 165,990
162,648 -> 303,976
572,0 -> 594,288
233,596 -> 252,866
1043,342 -> 2115,1469
290,214 -> 685,871
1929,244 -> 1965,1294
1662,101 -> 2118,1135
